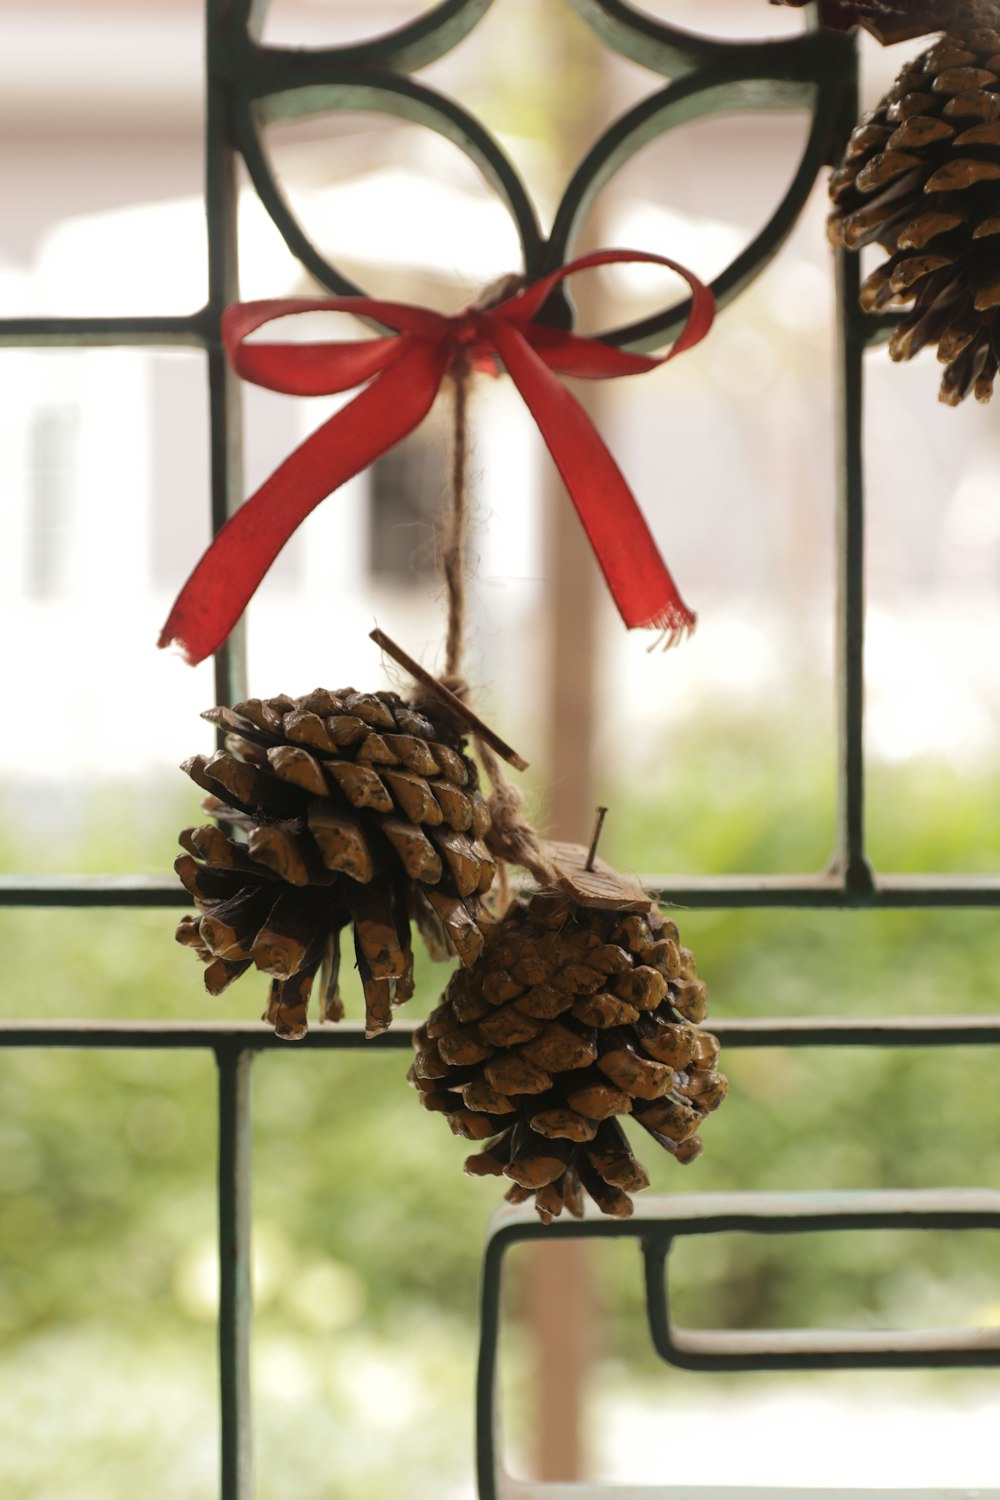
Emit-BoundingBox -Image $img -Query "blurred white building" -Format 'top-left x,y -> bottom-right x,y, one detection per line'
3,0 -> 1000,796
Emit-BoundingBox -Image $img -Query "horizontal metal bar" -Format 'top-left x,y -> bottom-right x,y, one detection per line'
0,313 -> 214,348
0,1019 -> 414,1049
495,1487 -> 994,1500
6,872 -> 1000,908
1,1017 -> 998,1050
671,1324 -> 1000,1367
494,1188 -> 1000,1239
647,872 -> 1000,908
0,876 -> 191,906
713,1016 -> 1000,1047
638,1191 -> 1000,1372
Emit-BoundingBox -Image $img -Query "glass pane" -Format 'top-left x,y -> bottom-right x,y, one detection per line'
864,350 -> 1000,874
253,1048 -> 490,1500
0,1049 -> 218,1499
0,348 -> 214,877
499,1238 -> 1000,1488
0,3 -> 206,317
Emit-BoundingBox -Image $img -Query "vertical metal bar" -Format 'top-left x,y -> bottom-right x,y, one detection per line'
831,44 -> 873,896
205,0 -> 248,709
217,1045 -> 254,1500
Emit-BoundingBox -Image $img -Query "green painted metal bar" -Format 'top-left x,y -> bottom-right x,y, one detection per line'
231,65 -> 544,299
645,872 -> 1000,907
206,0 -> 248,712
0,876 -> 192,906
640,1190 -> 1000,1372
568,0 -> 816,75
830,36 -> 873,899
546,31 -> 854,351
476,1190 -> 1000,1500
491,1488 -> 991,1500
1,1016 -> 998,1050
216,1044 -> 254,1500
0,1019 -> 415,1049
0,314 -> 212,347
6,871 -> 1000,908
228,0 -> 494,73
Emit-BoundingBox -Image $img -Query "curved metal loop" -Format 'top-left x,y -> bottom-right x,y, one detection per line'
232,67 -> 544,301
568,0 -> 810,76
546,34 -> 854,351
235,0 -> 494,69
226,16 -> 851,348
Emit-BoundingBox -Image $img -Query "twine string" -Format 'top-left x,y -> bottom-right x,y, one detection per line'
437,342 -> 559,899
442,353 -> 471,681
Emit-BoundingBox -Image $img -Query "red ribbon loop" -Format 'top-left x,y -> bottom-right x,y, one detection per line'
159,249 -> 715,665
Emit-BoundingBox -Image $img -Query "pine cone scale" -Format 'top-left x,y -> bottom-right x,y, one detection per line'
413,892 -> 726,1223
176,686 -> 496,1037
830,26 -> 1000,404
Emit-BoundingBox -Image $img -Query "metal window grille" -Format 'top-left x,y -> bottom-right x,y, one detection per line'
2,5 -> 999,1499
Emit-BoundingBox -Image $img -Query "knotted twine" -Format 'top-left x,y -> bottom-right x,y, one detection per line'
426,300 -> 570,908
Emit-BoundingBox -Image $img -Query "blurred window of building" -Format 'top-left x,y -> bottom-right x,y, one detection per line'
25,403 -> 79,601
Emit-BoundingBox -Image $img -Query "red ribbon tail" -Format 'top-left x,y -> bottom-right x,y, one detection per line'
158,336 -> 451,664
488,319 -> 696,642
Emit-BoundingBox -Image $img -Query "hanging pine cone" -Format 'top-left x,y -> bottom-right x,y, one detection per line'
828,24 -> 1000,405
410,890 -> 726,1222
174,687 -> 496,1039
772,1 -> 968,44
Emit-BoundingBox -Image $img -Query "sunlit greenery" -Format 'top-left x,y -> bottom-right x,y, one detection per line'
1,723 -> 998,1495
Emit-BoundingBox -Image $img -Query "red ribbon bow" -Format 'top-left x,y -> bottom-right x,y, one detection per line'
158,249 -> 715,665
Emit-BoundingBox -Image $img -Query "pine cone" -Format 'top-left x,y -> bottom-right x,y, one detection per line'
410,891 -> 726,1223
772,1 -> 976,44
828,26 -> 1000,404
175,687 -> 496,1039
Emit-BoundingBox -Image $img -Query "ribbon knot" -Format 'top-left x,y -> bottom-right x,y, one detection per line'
159,248 -> 715,666
449,311 -> 499,375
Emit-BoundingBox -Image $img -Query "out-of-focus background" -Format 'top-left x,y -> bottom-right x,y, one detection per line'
1,2 -> 999,1496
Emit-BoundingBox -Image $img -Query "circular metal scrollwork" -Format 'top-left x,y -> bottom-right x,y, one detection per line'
234,0 -> 495,70
233,67 -> 544,300
226,1 -> 855,348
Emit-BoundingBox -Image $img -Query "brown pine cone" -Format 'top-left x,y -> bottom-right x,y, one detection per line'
175,687 -> 496,1039
409,891 -> 726,1223
772,2 -> 983,44
828,26 -> 1000,404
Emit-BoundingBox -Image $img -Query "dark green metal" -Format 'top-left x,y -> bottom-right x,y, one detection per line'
568,0 -> 752,73
233,0 -> 495,73
832,189 -> 874,894
207,0 -> 248,712
4,1016 -> 1000,1051
0,314 -> 212,348
217,1044 -> 254,1500
548,33 -> 854,350
6,871 -> 1000,908
232,67 -> 545,300
476,1191 -> 1000,1500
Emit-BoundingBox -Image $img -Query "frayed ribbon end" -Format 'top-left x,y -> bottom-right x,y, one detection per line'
157,622 -> 199,666
644,608 -> 697,653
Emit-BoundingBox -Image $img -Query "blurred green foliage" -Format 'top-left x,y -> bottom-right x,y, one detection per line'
0,730 -> 998,1495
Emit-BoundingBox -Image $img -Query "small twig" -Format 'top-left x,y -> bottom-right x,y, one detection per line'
585,807 -> 609,872
443,358 -> 471,680
370,628 -> 529,772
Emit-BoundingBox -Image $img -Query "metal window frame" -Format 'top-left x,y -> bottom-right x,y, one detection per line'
2,4 -> 1000,1498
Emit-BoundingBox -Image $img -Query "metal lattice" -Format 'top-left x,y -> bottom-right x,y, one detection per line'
2,4 -> 999,1499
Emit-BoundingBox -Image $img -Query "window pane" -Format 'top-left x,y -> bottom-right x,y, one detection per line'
0,1049 -> 218,1499
0,349 -> 213,877
0,4 -> 205,317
